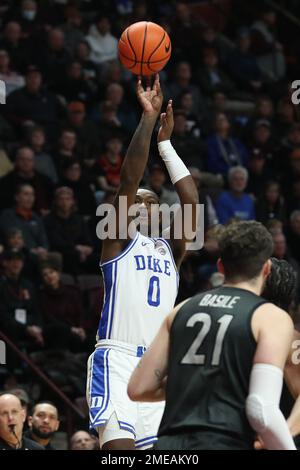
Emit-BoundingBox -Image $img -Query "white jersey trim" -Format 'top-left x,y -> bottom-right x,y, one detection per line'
100,231 -> 139,267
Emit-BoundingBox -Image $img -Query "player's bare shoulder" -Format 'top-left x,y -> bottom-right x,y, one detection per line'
252,302 -> 294,339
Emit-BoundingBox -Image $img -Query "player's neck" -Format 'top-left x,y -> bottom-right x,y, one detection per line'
223,280 -> 262,296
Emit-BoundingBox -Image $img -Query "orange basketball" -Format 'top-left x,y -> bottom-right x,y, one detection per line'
118,21 -> 171,76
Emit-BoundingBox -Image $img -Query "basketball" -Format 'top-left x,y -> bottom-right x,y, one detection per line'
118,21 -> 171,76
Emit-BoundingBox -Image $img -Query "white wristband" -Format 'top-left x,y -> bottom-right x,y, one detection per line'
158,140 -> 190,185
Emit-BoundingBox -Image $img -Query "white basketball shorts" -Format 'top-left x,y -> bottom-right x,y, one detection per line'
86,346 -> 165,449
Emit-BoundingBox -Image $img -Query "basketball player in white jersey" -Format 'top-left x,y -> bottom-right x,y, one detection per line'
86,74 -> 198,450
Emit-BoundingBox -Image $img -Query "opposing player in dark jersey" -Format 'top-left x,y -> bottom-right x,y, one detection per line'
128,221 -> 296,450
257,258 -> 300,448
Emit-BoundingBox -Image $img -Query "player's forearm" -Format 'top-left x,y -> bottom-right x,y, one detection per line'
287,395 -> 300,437
120,114 -> 156,188
246,364 -> 296,450
158,140 -> 198,220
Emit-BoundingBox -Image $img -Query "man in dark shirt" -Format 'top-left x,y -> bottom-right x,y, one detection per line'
5,65 -> 63,139
25,402 -> 59,450
0,394 -> 44,450
0,248 -> 44,347
0,146 -> 53,213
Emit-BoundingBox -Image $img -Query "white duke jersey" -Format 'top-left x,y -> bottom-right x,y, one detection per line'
97,231 -> 179,347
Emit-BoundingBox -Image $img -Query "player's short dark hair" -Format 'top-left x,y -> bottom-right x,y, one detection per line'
263,258 -> 297,311
219,221 -> 273,281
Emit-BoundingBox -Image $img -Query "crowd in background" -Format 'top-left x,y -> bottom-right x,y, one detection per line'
1,0 -> 300,446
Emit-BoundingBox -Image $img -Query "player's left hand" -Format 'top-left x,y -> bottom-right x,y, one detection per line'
137,74 -> 163,118
157,99 -> 174,142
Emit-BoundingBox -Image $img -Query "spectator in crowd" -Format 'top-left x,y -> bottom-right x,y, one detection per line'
60,159 -> 96,217
251,7 -> 286,81
248,96 -> 274,134
176,90 -> 202,137
275,100 -> 296,138
91,100 -> 128,144
248,119 -> 275,164
287,210 -> 300,265
247,148 -> 274,197
0,394 -> 43,450
271,230 -> 300,293
281,148 -> 300,198
61,6 -> 85,55
256,181 -> 286,226
171,109 -> 206,170
0,146 -> 54,213
8,0 -> 43,40
198,25 -> 229,63
70,430 -> 99,450
0,21 -> 32,72
215,166 -> 255,224
36,28 -> 71,89
206,112 -> 249,176
54,129 -> 78,178
94,135 -> 123,199
4,228 -> 40,282
39,260 -> 90,352
54,60 -> 95,105
166,61 -> 205,118
197,47 -> 236,98
26,126 -> 58,184
103,82 -> 138,134
25,402 -> 59,450
63,101 -> 100,165
276,124 -> 300,175
189,166 -> 219,228
0,248 -> 44,348
75,40 -> 99,89
0,48 -> 25,96
5,65 -> 63,139
226,27 -> 263,93
0,184 -> 49,257
86,15 -> 118,65
44,187 -> 95,275
286,178 -> 300,216
170,2 -> 201,64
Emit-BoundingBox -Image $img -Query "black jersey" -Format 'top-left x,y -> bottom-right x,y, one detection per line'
158,286 -> 267,447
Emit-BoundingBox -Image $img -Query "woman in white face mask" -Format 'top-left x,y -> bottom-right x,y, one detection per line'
21,0 -> 37,21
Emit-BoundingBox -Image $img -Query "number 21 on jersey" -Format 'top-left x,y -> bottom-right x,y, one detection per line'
181,313 -> 233,366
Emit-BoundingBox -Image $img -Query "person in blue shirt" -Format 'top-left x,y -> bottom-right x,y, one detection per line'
206,112 -> 249,176
215,166 -> 256,224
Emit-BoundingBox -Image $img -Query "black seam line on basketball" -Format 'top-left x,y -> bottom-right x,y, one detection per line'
147,31 -> 165,65
126,28 -> 137,66
119,50 -> 171,64
140,22 -> 148,76
147,55 -> 171,73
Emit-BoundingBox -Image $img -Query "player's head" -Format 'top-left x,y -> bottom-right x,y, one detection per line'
218,221 -> 273,287
262,257 -> 297,311
28,402 -> 59,440
135,188 -> 160,236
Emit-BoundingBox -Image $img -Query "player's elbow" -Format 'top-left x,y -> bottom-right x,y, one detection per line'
246,394 -> 268,433
127,380 -> 144,402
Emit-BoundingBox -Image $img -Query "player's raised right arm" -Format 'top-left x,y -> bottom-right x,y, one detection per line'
101,75 -> 163,263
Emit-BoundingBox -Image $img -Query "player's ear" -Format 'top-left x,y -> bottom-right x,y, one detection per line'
262,259 -> 272,279
217,258 -> 224,274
